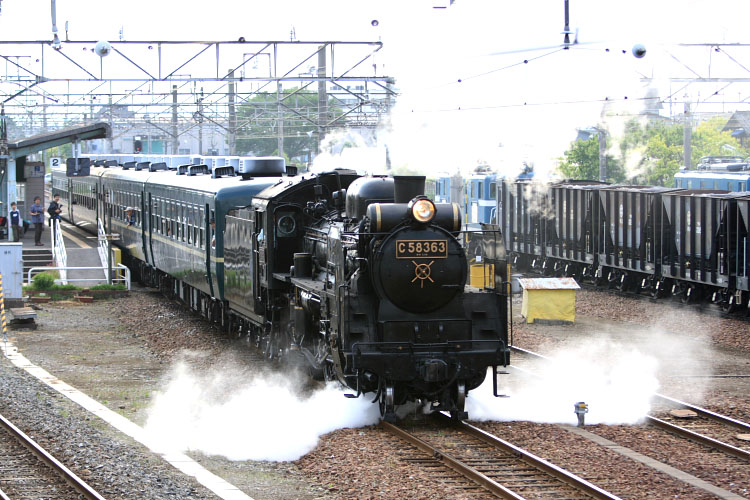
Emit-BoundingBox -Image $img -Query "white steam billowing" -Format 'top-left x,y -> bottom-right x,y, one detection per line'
144,362 -> 379,461
143,327 -> 711,462
467,329 -> 712,425
467,340 -> 660,425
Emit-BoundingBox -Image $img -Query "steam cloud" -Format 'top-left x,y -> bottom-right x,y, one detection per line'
466,329 -> 712,425
144,361 -> 380,461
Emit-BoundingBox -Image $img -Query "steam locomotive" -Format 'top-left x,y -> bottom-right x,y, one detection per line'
52,157 -> 511,420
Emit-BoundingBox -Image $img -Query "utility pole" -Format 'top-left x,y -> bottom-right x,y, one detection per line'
107,93 -> 113,153
228,70 -> 236,155
277,81 -> 284,158
0,105 -> 7,211
598,128 -> 607,182
197,87 -> 204,155
683,100 -> 692,170
317,45 -> 328,155
171,85 -> 178,154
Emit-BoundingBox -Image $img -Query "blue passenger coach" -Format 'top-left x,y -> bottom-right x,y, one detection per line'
674,170 -> 750,192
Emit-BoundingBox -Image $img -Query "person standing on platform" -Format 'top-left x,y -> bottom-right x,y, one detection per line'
9,202 -> 21,242
47,193 -> 63,240
30,196 -> 44,246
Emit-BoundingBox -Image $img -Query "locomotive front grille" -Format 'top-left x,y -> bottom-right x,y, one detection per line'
349,340 -> 510,381
379,320 -> 471,344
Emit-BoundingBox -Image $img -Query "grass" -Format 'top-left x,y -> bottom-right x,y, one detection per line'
23,271 -> 128,299
88,283 -> 128,291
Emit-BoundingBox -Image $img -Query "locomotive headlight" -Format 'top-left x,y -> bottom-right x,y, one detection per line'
410,198 -> 436,223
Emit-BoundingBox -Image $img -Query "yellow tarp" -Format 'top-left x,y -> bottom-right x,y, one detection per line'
521,288 -> 576,323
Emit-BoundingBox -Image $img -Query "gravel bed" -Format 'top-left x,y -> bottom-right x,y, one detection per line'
6,284 -> 750,500
14,290 -> 339,500
474,421 -> 717,500
524,288 -> 750,352
296,425 -> 496,500
0,355 -> 215,499
591,423 -> 750,498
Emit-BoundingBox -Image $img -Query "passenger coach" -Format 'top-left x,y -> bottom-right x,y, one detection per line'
51,159 -> 283,316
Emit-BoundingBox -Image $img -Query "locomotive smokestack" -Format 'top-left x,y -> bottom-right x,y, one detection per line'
393,176 -> 426,203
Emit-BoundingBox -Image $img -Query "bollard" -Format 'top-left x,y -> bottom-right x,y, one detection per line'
574,401 -> 588,427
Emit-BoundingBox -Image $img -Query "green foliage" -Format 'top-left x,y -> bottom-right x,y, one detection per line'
46,144 -> 73,163
557,136 -> 625,183
30,272 -> 56,290
28,271 -> 80,295
236,88 -> 341,161
620,116 -> 750,186
89,283 -> 127,291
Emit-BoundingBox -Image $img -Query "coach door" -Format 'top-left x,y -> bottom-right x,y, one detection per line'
147,193 -> 156,267
251,209 -> 265,314
205,203 -> 215,297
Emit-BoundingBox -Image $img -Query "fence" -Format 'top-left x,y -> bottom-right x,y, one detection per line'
27,265 -> 131,290
50,219 -> 68,284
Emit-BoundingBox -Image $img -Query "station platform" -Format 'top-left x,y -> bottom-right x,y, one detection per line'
14,220 -> 109,288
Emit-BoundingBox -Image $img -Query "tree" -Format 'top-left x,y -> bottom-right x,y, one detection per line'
558,136 -> 625,182
235,88 -> 342,162
619,116 -> 747,186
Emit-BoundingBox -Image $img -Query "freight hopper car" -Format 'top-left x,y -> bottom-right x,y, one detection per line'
498,179 -> 750,311
498,180 -> 607,279
660,190 -> 750,309
596,185 -> 684,295
53,165 -> 511,420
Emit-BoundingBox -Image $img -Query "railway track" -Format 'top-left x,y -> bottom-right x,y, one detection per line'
650,394 -> 750,461
509,345 -> 750,462
381,414 -> 621,500
0,412 -> 106,500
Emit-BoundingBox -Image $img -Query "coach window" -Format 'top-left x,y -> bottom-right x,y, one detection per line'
151,200 -> 157,234
489,182 -> 497,199
194,207 -> 200,247
198,208 -> 205,248
180,204 -> 186,242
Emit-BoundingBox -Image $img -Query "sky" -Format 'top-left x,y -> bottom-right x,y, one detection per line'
2,0 -> 750,175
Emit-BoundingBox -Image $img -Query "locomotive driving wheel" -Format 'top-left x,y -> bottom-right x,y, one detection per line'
450,381 -> 468,421
378,382 -> 396,422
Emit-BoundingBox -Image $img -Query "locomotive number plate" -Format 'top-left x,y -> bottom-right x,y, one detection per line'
396,240 -> 448,259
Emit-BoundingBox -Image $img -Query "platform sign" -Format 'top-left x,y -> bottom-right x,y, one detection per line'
49,157 -> 63,170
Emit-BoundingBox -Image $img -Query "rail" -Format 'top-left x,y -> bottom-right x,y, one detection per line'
27,265 -> 131,290
382,417 -> 621,500
50,219 -> 68,284
440,414 -> 622,500
0,411 -> 106,500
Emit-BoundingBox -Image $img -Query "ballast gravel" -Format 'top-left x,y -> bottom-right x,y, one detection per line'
4,285 -> 750,499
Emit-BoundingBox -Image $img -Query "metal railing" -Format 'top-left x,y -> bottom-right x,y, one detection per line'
27,265 -> 131,290
50,219 -> 68,284
97,218 -> 124,284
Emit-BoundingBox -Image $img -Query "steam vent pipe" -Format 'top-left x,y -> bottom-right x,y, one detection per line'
393,176 -> 426,203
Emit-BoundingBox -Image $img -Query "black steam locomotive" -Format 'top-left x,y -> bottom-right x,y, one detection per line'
53,159 -> 510,420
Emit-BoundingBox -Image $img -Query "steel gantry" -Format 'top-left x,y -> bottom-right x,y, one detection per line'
0,39 -> 396,158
